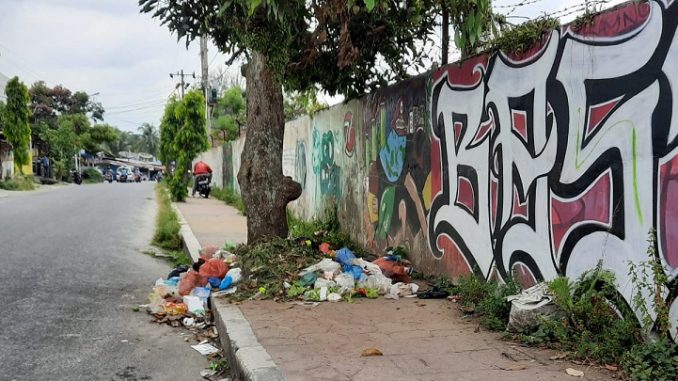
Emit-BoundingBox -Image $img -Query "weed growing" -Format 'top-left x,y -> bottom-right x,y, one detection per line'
232,236 -> 320,300
287,208 -> 369,258
432,273 -> 519,331
82,168 -> 103,183
152,183 -> 183,251
0,175 -> 36,190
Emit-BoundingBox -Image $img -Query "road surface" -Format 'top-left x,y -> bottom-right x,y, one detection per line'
0,182 -> 208,381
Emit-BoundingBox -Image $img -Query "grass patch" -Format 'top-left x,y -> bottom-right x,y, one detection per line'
0,176 -> 36,191
287,208 -> 370,258
152,183 -> 185,255
82,168 -> 103,183
211,186 -> 247,215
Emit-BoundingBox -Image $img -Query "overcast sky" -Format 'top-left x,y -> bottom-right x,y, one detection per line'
0,0 -> 624,132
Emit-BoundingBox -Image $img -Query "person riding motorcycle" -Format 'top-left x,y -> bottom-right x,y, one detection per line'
192,161 -> 212,197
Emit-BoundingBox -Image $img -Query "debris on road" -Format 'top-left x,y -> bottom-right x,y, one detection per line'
361,348 -> 384,357
565,368 -> 584,377
192,341 -> 220,356
506,283 -> 563,333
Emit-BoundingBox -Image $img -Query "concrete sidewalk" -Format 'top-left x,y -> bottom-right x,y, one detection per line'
175,195 -> 248,249
175,197 -> 617,381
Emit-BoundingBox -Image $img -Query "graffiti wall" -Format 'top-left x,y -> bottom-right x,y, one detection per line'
222,0 -> 677,339
428,0 -> 678,333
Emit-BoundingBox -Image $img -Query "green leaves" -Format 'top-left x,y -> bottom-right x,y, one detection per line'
365,0 -> 376,11
2,77 -> 31,172
247,0 -> 263,16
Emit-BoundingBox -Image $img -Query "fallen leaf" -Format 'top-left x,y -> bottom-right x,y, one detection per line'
361,348 -> 383,357
550,353 -> 567,360
565,368 -> 584,377
604,364 -> 618,371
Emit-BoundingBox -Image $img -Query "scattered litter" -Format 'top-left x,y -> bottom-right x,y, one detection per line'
219,268 -> 242,290
300,258 -> 341,275
604,364 -> 618,371
183,295 -> 206,316
361,348 -> 383,357
199,258 -> 229,279
327,293 -> 342,302
192,343 -> 220,356
200,369 -> 217,378
293,301 -> 319,307
549,353 -> 567,360
212,287 -> 237,297
565,368 -> 584,377
120,340 -> 129,343
506,283 -> 563,333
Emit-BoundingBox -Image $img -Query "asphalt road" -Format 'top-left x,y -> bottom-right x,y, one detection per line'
0,182 -> 208,381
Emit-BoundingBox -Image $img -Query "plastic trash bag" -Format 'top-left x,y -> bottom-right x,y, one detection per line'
219,268 -> 242,290
199,258 -> 229,279
183,295 -> 205,315
506,283 -> 563,333
373,257 -> 413,283
179,270 -> 208,296
335,272 -> 356,289
299,258 -> 341,275
314,278 -> 336,289
359,273 -> 392,295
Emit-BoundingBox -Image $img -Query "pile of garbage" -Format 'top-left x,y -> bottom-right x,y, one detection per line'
224,238 -> 422,302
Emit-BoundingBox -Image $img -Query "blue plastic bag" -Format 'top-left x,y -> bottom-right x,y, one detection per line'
208,277 -> 222,288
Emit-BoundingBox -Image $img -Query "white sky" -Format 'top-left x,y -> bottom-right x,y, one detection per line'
0,0 -> 625,132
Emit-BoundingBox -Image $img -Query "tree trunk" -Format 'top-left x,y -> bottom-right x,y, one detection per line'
237,52 -> 302,243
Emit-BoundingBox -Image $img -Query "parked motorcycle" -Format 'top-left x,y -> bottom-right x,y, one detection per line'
194,174 -> 211,198
72,171 -> 82,185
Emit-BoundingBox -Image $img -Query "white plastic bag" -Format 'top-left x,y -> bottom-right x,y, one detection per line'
335,272 -> 356,289
300,258 -> 341,275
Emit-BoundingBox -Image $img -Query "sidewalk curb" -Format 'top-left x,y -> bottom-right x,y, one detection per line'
171,201 -> 286,381
212,298 -> 286,381
171,203 -> 201,263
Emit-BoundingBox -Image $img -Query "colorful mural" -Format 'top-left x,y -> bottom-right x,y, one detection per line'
219,0 -> 678,339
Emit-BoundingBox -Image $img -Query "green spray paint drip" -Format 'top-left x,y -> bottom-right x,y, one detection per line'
573,107 -> 644,224
632,129 -> 644,224
380,104 -> 387,149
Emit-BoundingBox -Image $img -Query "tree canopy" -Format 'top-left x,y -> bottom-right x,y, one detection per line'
140,0 -> 438,98
2,77 -> 32,173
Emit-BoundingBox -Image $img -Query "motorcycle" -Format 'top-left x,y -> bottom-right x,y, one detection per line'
119,174 -> 128,183
104,172 -> 113,183
72,171 -> 82,185
194,174 -> 211,198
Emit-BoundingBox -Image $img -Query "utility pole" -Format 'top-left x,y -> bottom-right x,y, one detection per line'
200,36 -> 212,134
169,70 -> 195,99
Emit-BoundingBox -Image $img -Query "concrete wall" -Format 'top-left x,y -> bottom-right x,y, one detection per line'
223,0 -> 678,338
194,145 -> 224,189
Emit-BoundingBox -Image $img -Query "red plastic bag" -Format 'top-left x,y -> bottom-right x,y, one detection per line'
200,245 -> 219,260
373,257 -> 412,283
178,270 -> 208,296
198,258 -> 229,279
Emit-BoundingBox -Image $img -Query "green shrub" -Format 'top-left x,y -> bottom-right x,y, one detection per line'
152,183 -> 182,251
287,208 -> 367,257
621,338 -> 678,381
82,168 -> 103,183
0,175 -> 36,191
453,274 -> 520,331
513,265 -> 639,364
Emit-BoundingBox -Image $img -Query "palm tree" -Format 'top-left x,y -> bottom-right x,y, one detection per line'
137,123 -> 159,157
